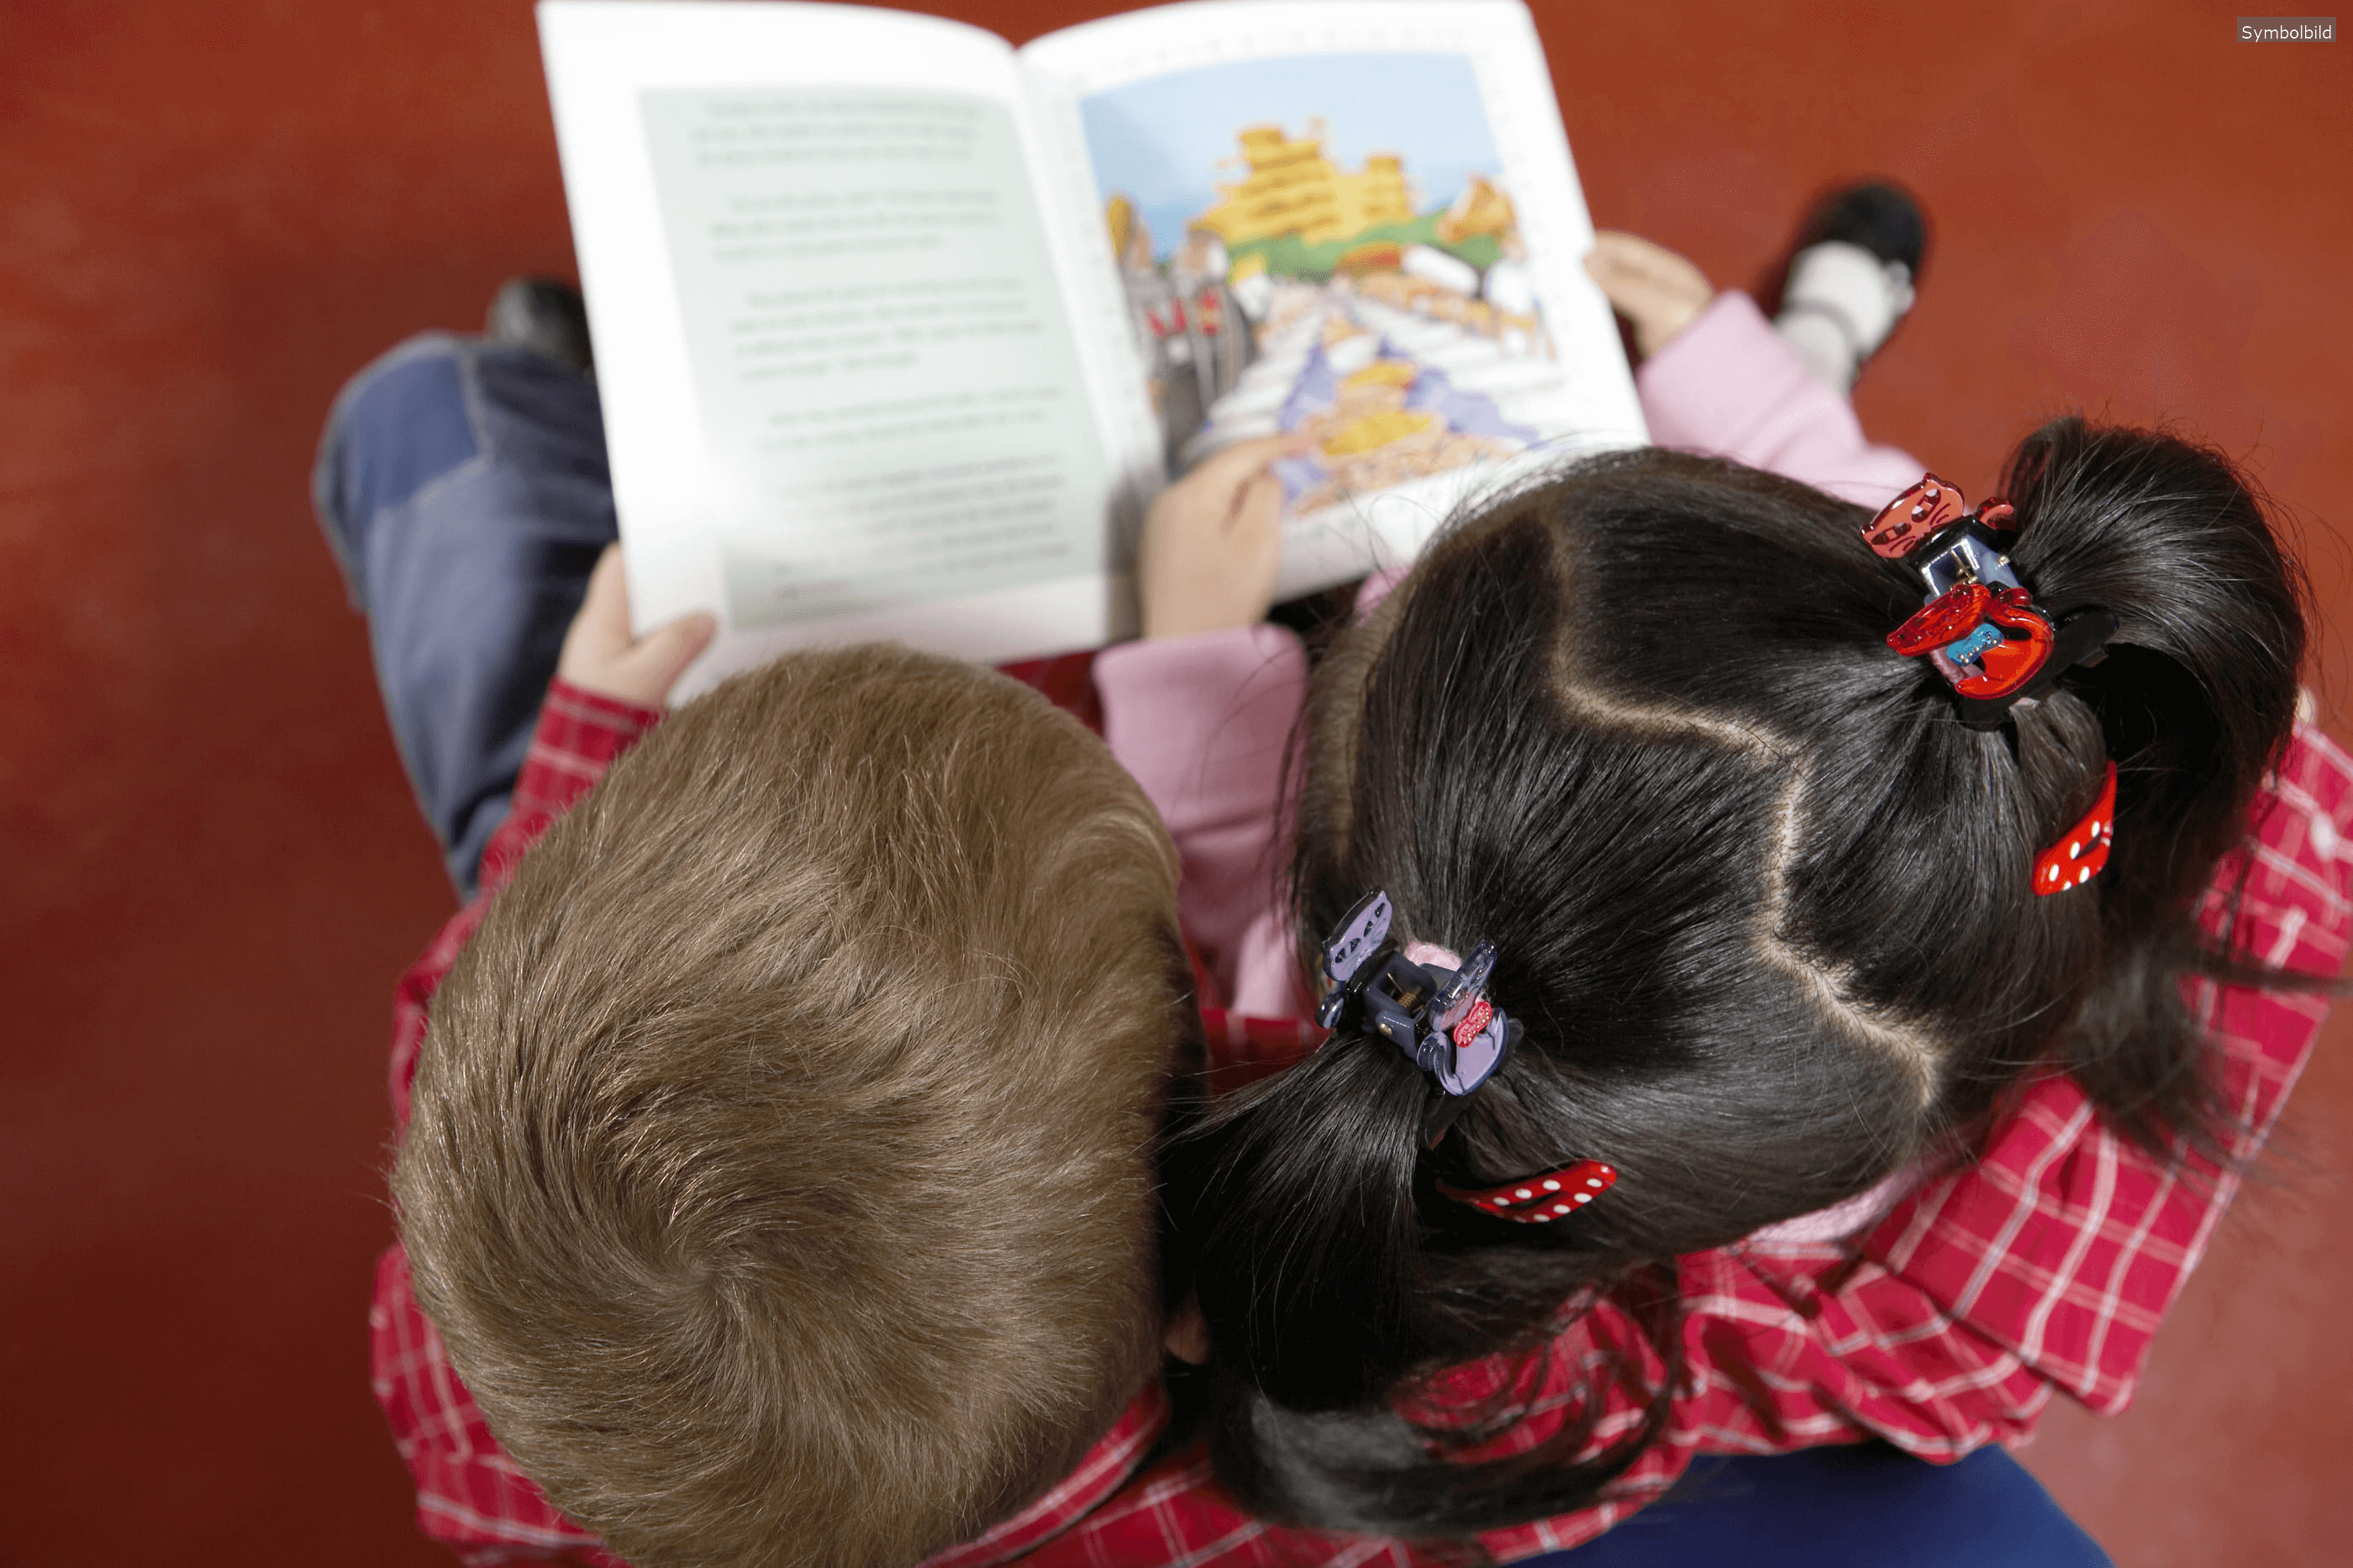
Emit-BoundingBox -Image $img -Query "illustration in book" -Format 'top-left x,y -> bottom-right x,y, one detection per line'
1081,51 -> 1557,519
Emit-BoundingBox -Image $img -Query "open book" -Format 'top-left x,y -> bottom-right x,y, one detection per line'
540,0 -> 1646,695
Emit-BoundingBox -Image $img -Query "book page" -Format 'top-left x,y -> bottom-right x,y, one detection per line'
1021,0 -> 1647,598
541,2 -> 1159,695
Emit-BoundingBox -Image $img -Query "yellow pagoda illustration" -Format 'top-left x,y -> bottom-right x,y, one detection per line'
1435,173 -> 1517,245
1191,122 -> 1414,249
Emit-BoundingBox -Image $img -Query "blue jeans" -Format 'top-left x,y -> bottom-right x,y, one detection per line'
311,334 -> 614,898
1520,1444 -> 2109,1567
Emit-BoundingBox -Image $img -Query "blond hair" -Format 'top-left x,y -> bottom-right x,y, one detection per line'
393,645 -> 1192,1567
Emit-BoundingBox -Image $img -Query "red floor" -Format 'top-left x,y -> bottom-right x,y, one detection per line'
3,2 -> 2346,1562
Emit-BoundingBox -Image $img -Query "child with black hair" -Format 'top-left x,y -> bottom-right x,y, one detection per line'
1097,228 -> 2352,1562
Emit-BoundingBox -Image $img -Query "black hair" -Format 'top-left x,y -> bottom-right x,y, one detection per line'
1163,420 -> 2309,1536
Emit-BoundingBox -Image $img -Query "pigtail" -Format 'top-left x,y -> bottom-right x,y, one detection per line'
1169,1029 -> 1433,1412
1999,418 -> 2308,1150
1167,1035 -> 1684,1534
2006,418 -> 2305,911
1189,1262 -> 1679,1537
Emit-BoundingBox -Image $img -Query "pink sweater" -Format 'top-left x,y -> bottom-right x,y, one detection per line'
1094,291 -> 1924,1017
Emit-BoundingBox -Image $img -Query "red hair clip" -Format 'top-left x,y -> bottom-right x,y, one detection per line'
2034,760 -> 2117,896
1863,471 -> 1973,559
1436,1160 -> 1617,1223
1866,472 -> 2116,730
1887,581 -> 2055,700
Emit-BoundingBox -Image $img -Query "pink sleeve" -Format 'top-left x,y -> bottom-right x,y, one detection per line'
1636,292 -> 1927,505
1093,625 -> 1309,1019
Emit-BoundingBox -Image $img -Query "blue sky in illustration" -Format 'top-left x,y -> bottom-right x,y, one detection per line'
1079,53 -> 1499,260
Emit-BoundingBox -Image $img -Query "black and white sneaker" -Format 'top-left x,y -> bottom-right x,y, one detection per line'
1769,181 -> 1928,392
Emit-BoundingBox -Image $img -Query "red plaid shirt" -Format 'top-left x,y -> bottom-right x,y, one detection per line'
372,668 -> 2353,1566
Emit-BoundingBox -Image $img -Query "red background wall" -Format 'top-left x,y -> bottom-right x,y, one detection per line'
2,2 -> 2345,1562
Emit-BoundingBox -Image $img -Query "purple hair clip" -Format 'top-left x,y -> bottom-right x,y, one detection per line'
1315,890 -> 1517,1116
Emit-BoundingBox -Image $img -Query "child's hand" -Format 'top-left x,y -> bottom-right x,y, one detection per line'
1138,434 -> 1303,640
556,545 -> 719,708
1586,231 -> 1716,358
